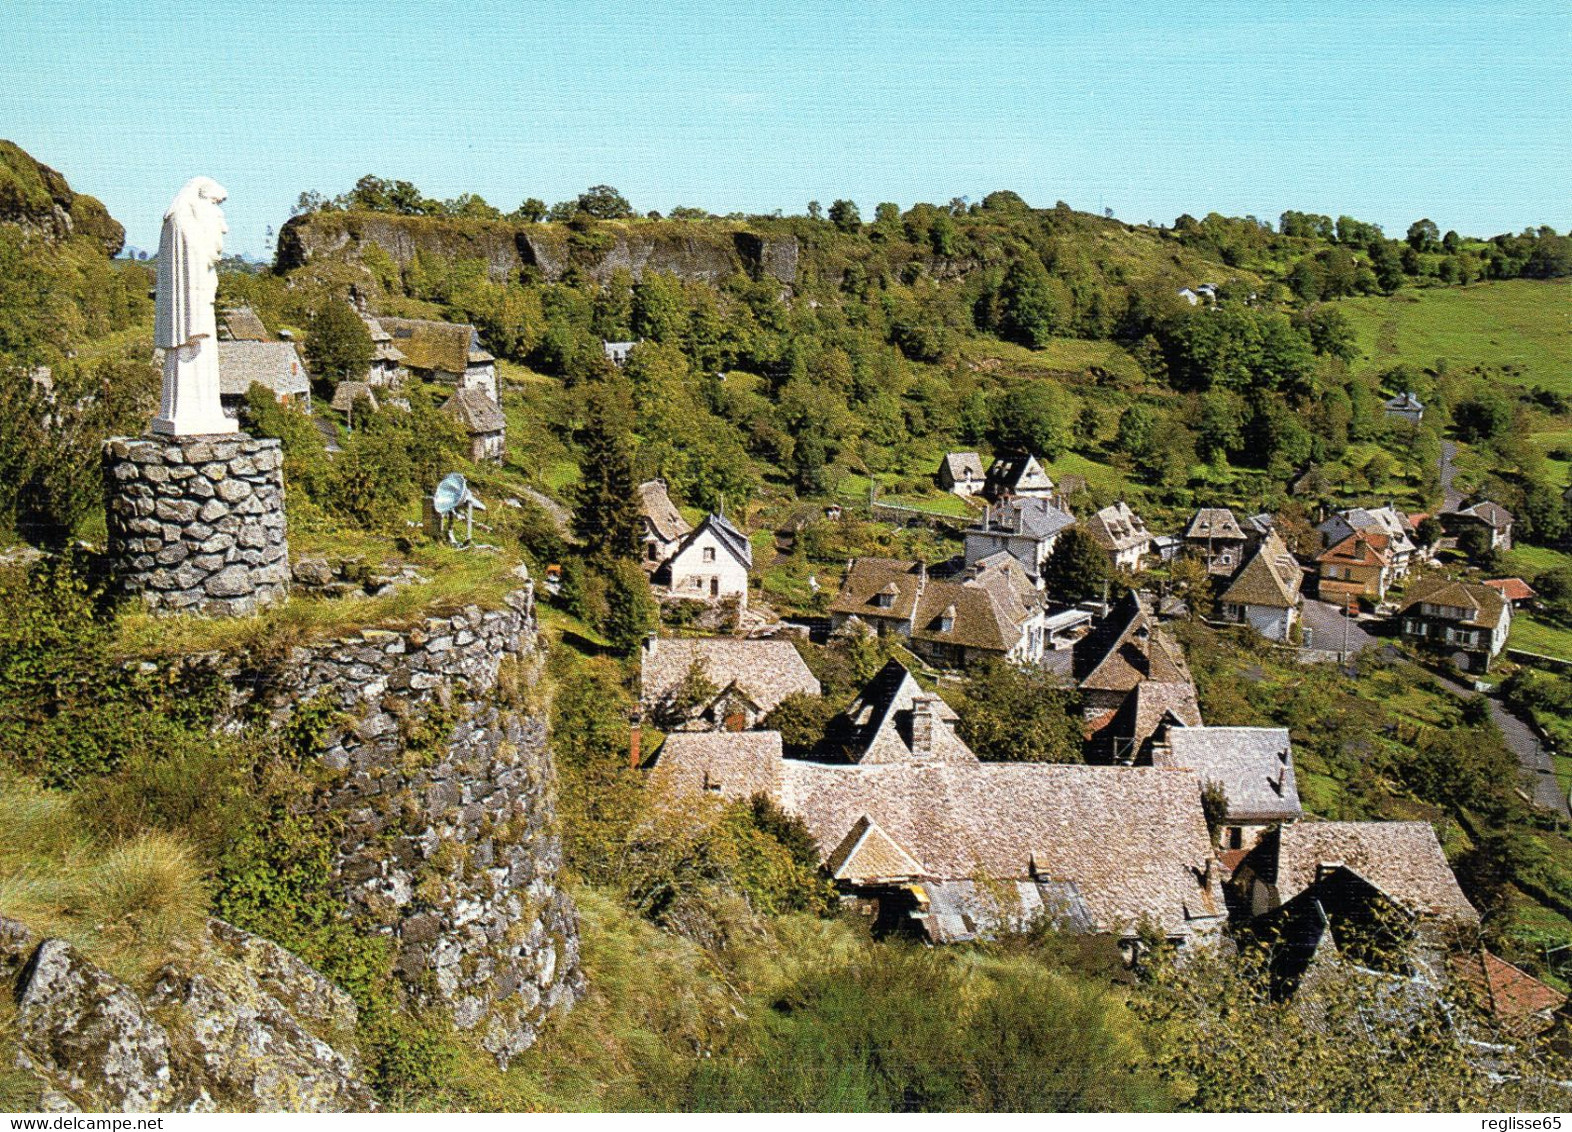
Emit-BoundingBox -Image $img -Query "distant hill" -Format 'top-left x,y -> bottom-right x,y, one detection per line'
0,140 -> 124,256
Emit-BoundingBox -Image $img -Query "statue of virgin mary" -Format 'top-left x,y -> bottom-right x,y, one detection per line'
151,177 -> 237,435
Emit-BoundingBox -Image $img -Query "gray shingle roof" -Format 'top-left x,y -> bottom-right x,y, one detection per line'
1183,507 -> 1246,543
985,454 -> 1054,498
441,387 -> 505,434
1220,532 -> 1304,609
1156,726 -> 1301,823
637,480 -> 692,543
970,496 -> 1076,541
940,451 -> 984,481
1085,501 -> 1152,554
825,658 -> 977,764
218,340 -> 310,398
640,637 -> 820,720
676,512 -> 753,569
1275,821 -> 1477,922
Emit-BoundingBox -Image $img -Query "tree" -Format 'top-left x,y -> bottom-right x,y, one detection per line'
600,558 -> 658,653
762,691 -> 835,756
1406,218 -> 1440,252
576,185 -> 633,219
999,255 -> 1069,347
955,659 -> 1083,763
303,299 -> 373,386
1452,392 -> 1513,443
515,197 -> 547,223
1041,527 -> 1112,603
1367,240 -> 1405,293
991,382 -> 1072,460
572,379 -> 642,562
827,199 -> 861,234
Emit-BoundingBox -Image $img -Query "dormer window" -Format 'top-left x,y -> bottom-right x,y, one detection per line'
939,604 -> 957,634
874,582 -> 899,610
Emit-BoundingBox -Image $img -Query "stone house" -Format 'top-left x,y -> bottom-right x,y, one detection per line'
983,453 -> 1055,501
1383,390 -> 1425,425
359,313 -> 408,389
963,496 -> 1076,588
1318,506 -> 1417,577
441,387 -> 507,463
217,340 -> 311,415
1218,532 -> 1303,642
329,380 -> 378,419
1397,576 -> 1511,672
1444,500 -> 1515,552
637,480 -> 693,572
651,660 -> 1226,952
827,556 -> 1049,667
639,636 -> 820,732
1181,507 -> 1248,576
1315,529 -> 1394,605
936,451 -> 986,496
602,340 -> 636,368
375,316 -> 496,399
1084,501 -> 1152,573
1151,726 -> 1301,856
659,512 -> 752,607
1074,592 -> 1202,763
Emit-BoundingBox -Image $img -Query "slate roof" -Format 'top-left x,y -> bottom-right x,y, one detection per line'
376,316 -> 492,374
939,451 -> 984,482
984,453 -> 1054,498
1074,592 -> 1194,691
1085,502 -> 1152,554
1319,506 -> 1416,558
640,637 -> 820,719
1183,508 -> 1246,543
637,480 -> 692,543
217,340 -> 310,398
649,731 -> 783,798
1316,530 -> 1392,569
824,659 -> 977,765
1274,821 -> 1478,922
829,557 -> 1042,656
1483,577 -> 1536,603
1221,532 -> 1303,610
360,313 -> 406,364
1384,391 -> 1424,412
330,381 -> 378,413
1455,500 -> 1515,531
1156,726 -> 1301,823
827,816 -> 926,882
674,513 -> 753,570
1105,681 -> 1203,757
1399,576 -> 1508,630
969,496 -> 1076,541
220,307 -> 270,342
441,387 -> 505,434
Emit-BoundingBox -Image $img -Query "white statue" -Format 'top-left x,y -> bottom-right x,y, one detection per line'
152,177 -> 237,435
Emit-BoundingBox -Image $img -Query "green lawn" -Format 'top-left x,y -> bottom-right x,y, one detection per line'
958,335 -> 1147,385
1041,450 -> 1132,496
1333,279 -> 1572,392
1508,612 -> 1572,663
1502,543 -> 1572,579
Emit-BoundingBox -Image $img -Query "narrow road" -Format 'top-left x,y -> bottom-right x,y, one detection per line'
1439,440 -> 1463,512
1300,598 -> 1376,657
1432,669 -> 1569,819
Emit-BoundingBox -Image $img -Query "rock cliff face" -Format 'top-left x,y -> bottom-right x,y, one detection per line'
277,211 -> 798,288
212,584 -> 582,1065
3,916 -> 373,1113
0,140 -> 124,255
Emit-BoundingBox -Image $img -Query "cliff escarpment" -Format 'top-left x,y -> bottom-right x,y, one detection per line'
0,140 -> 124,256
276,210 -> 798,288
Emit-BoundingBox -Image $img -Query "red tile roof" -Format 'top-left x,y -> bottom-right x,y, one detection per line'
1483,577 -> 1536,603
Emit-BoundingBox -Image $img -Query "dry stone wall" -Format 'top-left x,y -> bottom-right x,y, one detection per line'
103,435 -> 289,616
222,585 -> 582,1065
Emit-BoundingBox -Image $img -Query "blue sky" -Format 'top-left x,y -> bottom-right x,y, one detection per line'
4,0 -> 1567,257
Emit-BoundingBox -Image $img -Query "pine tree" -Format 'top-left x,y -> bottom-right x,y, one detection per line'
572,378 -> 641,562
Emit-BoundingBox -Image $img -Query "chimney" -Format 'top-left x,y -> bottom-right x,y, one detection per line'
643,632 -> 658,659
910,695 -> 935,759
628,709 -> 643,770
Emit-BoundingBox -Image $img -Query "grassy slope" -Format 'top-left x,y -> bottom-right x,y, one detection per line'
1333,279 -> 1572,393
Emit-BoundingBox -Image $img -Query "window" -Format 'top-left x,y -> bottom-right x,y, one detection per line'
702,547 -> 715,563
1227,828 -> 1243,850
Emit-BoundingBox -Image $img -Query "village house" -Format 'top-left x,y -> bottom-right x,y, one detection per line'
658,512 -> 753,607
1084,501 -> 1153,573
441,387 -> 507,463
602,340 -> 636,368
1315,529 -> 1395,606
1444,500 -> 1515,552
219,306 -> 270,342
217,340 -> 311,415
1218,532 -> 1304,642
636,480 -> 693,572
359,312 -> 407,389
1074,592 -> 1202,763
827,556 -> 1049,666
639,636 -> 820,732
1181,507 -> 1248,576
983,453 -> 1056,501
935,451 -> 986,497
1383,390 -> 1425,425
1151,727 -> 1301,856
1233,821 -> 1478,992
375,316 -> 497,398
329,380 -> 378,421
1483,577 -> 1537,610
651,660 -> 1226,952
1397,576 -> 1511,672
962,496 -> 1076,587
1318,505 -> 1418,577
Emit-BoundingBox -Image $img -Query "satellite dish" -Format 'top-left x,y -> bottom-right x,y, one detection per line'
433,473 -> 468,516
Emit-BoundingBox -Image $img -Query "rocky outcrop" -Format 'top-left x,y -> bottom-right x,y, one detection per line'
0,140 -> 125,255
102,435 -> 290,617
277,210 -> 797,289
3,916 -> 372,1113
209,587 -> 582,1065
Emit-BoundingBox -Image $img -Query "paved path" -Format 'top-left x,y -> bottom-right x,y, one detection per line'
1440,439 -> 1463,512
1299,598 -> 1377,657
1432,670 -> 1569,819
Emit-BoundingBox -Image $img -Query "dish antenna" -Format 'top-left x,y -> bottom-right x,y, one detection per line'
430,472 -> 488,545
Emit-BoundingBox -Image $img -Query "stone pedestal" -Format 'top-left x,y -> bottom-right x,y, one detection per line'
103,434 -> 289,616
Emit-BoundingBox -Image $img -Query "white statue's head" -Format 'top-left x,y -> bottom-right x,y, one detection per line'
165,176 -> 229,261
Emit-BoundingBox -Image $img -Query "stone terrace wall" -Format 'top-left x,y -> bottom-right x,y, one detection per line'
103,434 -> 289,616
222,586 -> 582,1065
